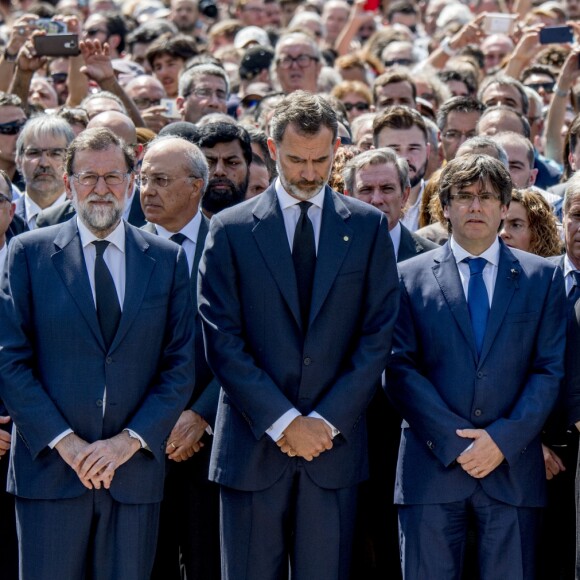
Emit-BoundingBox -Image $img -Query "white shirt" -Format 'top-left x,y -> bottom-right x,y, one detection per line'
24,191 -> 67,230
0,242 -> 6,273
389,221 -> 402,259
563,254 -> 580,296
450,236 -> 501,306
266,180 -> 339,442
155,211 -> 201,273
400,179 -> 425,233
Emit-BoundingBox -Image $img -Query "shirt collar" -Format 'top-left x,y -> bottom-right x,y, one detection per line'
275,177 -> 325,211
24,191 -> 66,219
450,235 -> 501,267
564,254 -> 579,277
155,211 -> 201,243
389,221 -> 402,257
76,215 -> 126,253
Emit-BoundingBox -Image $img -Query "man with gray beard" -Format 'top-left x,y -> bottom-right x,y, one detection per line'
0,127 -> 195,579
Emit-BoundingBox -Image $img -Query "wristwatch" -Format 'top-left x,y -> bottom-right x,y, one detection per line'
3,47 -> 17,62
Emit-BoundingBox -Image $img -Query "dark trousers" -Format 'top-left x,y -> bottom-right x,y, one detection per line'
0,444 -> 18,580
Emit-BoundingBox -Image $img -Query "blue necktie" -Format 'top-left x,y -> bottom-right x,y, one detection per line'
93,240 -> 121,350
466,257 -> 489,356
568,270 -> 580,320
293,201 -> 316,331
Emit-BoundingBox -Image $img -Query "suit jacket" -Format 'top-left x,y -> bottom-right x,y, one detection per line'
0,218 -> 195,503
198,184 -> 400,492
386,240 -> 566,507
35,194 -> 147,229
142,216 -> 219,427
397,223 -> 438,262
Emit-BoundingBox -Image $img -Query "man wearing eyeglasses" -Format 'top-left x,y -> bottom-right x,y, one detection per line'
0,127 -> 195,579
274,32 -> 322,95
139,136 -> 221,580
125,75 -> 169,134
0,92 -> 27,195
386,154 -> 566,579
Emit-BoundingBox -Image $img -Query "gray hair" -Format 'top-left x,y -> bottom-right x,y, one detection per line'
16,114 -> 75,160
456,136 -> 509,168
274,32 -> 322,62
178,64 -> 230,99
564,172 -> 580,214
146,135 -> 209,193
494,131 -> 535,169
270,91 -> 338,144
342,147 -> 410,195
80,90 -> 127,114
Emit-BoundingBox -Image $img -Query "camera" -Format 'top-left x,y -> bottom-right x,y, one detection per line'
198,0 -> 218,18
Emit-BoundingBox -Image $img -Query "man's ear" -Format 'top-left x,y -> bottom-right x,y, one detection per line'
267,137 -> 277,161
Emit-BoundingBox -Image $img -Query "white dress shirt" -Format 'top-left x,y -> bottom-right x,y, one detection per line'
155,211 -> 201,273
24,191 -> 67,230
563,254 -> 580,297
400,179 -> 425,233
389,221 -> 402,259
0,242 -> 6,273
266,179 -> 339,442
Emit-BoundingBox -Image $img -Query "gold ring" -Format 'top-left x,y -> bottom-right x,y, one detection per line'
170,442 -> 176,449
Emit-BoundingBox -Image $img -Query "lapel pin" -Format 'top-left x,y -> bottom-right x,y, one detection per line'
343,236 -> 349,242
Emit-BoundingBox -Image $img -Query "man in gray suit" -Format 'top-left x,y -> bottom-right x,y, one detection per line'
0,128 -> 195,579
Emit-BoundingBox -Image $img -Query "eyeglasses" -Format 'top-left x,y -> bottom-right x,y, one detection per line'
23,147 -> 66,160
0,119 -> 26,136
276,55 -> 319,69
442,130 -> 476,141
85,28 -> 108,37
383,58 -> 413,67
138,174 -> 199,188
132,97 -> 162,109
72,171 -> 131,186
343,102 -> 370,112
0,192 -> 12,204
450,192 -> 501,206
525,82 -> 555,94
186,88 -> 228,102
50,73 -> 68,85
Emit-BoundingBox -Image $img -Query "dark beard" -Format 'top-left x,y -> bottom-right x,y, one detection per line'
409,159 -> 427,189
201,176 -> 248,215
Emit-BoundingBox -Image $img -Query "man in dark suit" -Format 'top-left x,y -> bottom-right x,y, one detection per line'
386,153 -> 566,579
35,111 -> 146,229
0,128 -> 195,579
198,91 -> 400,580
139,136 -> 221,580
342,146 -> 436,579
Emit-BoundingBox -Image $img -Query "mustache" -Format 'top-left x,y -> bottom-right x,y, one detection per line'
33,167 -> 56,178
86,193 -> 119,203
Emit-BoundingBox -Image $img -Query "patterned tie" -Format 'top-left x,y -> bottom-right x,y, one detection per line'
93,240 -> 121,350
292,201 -> 316,330
465,257 -> 489,356
170,233 -> 187,246
568,270 -> 580,320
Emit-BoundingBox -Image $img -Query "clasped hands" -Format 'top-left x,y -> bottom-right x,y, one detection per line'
276,416 -> 333,461
55,431 -> 140,490
165,410 -> 208,462
456,428 -> 504,479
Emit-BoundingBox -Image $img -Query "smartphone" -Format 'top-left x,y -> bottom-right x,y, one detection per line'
34,34 -> 80,57
539,26 -> 574,44
362,0 -> 379,11
483,13 -> 515,35
161,98 -> 180,119
34,19 -> 67,34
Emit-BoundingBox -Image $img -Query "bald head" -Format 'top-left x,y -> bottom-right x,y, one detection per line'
87,111 -> 137,146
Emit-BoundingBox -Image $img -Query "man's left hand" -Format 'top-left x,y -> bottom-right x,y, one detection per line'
0,416 -> 11,458
456,428 -> 504,478
166,410 -> 208,462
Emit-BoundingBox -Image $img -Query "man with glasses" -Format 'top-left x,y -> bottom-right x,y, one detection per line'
139,136 -> 221,580
83,12 -> 127,60
386,154 -> 566,579
274,32 -> 322,95
437,96 -> 485,162
0,92 -> 27,195
14,115 -> 74,229
177,63 -> 230,125
0,127 -> 195,579
125,75 -> 169,134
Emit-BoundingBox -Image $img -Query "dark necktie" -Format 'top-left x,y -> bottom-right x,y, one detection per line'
93,240 -> 121,350
465,257 -> 489,356
170,233 -> 187,246
568,270 -> 580,320
292,201 -> 316,330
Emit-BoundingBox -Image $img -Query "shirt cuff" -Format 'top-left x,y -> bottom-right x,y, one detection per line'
48,428 -> 73,449
124,428 -> 148,450
308,411 -> 340,439
267,408 -> 301,441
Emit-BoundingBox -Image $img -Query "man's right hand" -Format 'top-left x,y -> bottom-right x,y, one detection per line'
0,416 -> 11,458
542,443 -> 566,480
55,432 -> 94,489
277,416 -> 333,461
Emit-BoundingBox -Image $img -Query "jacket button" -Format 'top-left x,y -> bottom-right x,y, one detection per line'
477,371 -> 483,378
304,357 -> 312,366
474,409 -> 482,417
96,399 -> 103,407
106,357 -> 112,364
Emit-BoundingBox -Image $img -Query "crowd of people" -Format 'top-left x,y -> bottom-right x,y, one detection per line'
0,0 -> 580,577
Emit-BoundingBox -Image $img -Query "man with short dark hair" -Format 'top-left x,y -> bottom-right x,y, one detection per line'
372,70 -> 417,111
196,121 -> 252,216
387,153 -> 566,579
0,128 -> 195,579
198,91 -> 399,579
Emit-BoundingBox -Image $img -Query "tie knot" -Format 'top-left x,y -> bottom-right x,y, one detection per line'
466,257 -> 487,275
298,201 -> 312,215
93,240 -> 110,257
170,233 -> 187,246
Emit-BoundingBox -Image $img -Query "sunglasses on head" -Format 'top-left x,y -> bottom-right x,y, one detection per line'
0,119 -> 26,135
343,102 -> 370,112
50,73 -> 68,84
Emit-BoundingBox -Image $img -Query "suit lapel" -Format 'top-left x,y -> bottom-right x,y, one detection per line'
252,186 -> 301,329
109,223 -> 155,352
52,218 -> 105,349
191,214 -> 209,309
309,188 -> 353,326
478,242 -> 519,365
432,243 -> 478,364
398,223 -> 418,262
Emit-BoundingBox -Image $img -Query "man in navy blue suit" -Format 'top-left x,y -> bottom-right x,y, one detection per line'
198,91 -> 400,580
0,128 -> 194,579
386,153 -> 566,579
